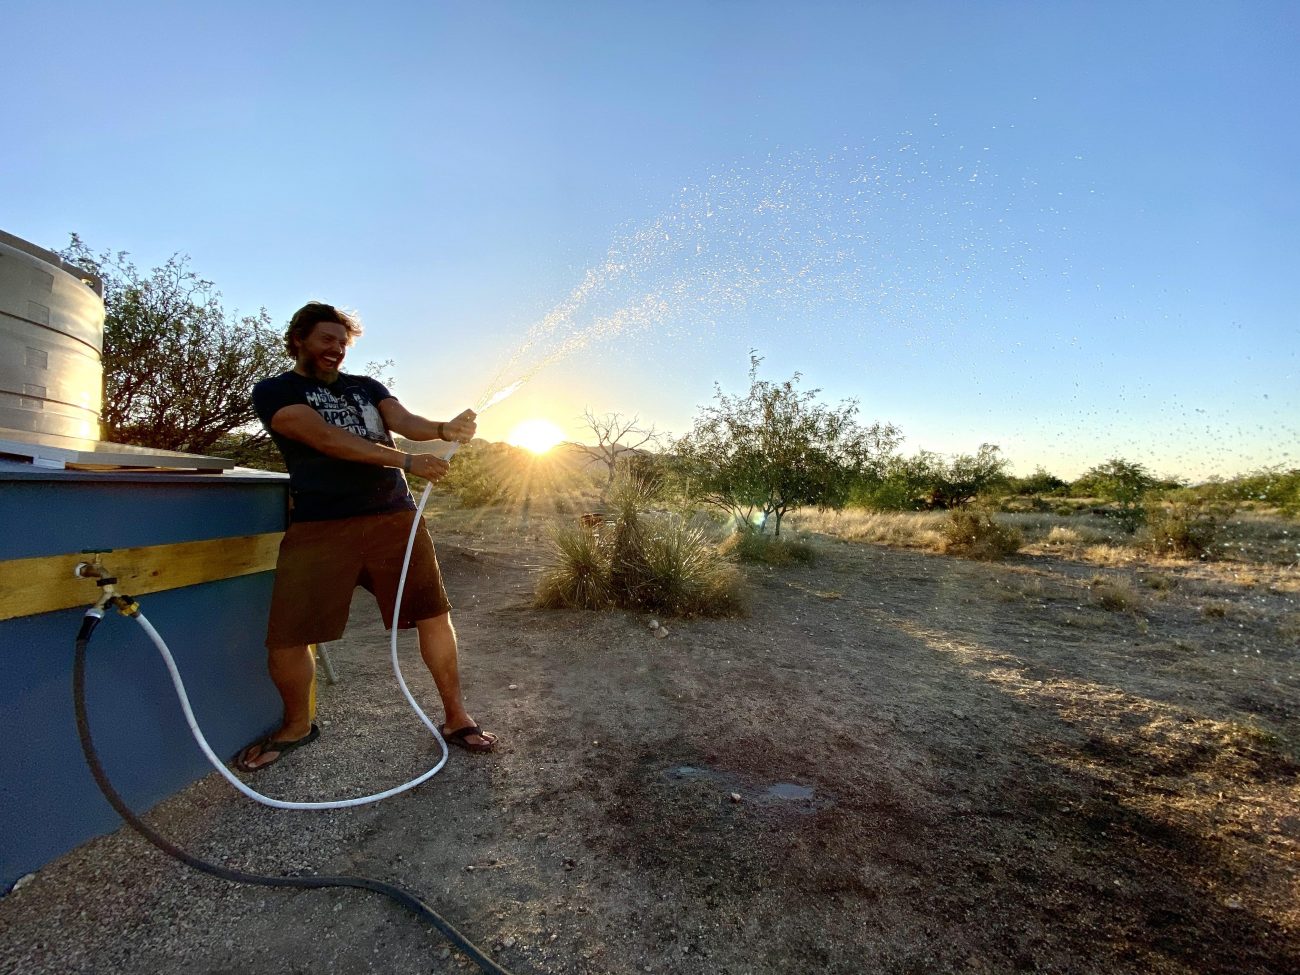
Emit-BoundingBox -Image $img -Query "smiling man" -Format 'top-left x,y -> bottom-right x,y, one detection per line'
238,301 -> 496,771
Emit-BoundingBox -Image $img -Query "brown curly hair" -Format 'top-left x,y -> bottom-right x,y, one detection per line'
284,302 -> 363,357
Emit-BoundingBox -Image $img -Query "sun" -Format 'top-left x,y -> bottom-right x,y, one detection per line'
506,418 -> 566,454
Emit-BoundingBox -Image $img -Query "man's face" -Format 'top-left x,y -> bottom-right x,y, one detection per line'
296,321 -> 349,382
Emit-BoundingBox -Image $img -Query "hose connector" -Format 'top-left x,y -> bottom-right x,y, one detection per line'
110,594 -> 140,618
77,606 -> 105,643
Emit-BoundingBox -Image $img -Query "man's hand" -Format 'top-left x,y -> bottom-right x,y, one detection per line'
407,453 -> 452,482
443,409 -> 477,443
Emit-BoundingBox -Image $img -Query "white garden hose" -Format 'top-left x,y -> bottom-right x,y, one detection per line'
118,446 -> 460,810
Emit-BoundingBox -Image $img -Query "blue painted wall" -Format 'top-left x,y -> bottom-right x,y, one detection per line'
0,469 -> 289,889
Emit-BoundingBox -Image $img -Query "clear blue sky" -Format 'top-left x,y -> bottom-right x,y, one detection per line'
4,1 -> 1296,479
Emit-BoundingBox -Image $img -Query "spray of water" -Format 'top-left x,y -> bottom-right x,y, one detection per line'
475,379 -> 524,414
477,138 -> 1051,408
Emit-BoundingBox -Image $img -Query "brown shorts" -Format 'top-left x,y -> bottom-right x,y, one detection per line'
265,509 -> 452,650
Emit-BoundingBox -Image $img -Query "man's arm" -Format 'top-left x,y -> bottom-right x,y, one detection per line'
378,399 -> 477,443
270,405 -> 450,480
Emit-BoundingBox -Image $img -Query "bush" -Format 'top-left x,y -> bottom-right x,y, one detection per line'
535,521 -> 614,610
940,510 -> 1023,560
1090,575 -> 1144,612
1221,468 -> 1300,515
1137,499 -> 1234,560
1007,467 -> 1069,496
535,475 -> 746,617
634,521 -> 747,616
1074,458 -> 1156,533
848,477 -> 918,511
719,529 -> 816,566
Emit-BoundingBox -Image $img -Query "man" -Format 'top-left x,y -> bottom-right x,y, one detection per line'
237,301 -> 496,771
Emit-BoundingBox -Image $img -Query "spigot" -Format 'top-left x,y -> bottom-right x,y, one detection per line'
75,551 -> 117,589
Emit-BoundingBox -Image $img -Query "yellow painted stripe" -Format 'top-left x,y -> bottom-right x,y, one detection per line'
0,532 -> 284,621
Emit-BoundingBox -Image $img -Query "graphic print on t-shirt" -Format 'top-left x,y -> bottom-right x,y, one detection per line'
304,385 -> 390,443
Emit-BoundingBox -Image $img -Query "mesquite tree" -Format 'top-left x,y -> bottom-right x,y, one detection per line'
675,355 -> 901,535
57,235 -> 283,460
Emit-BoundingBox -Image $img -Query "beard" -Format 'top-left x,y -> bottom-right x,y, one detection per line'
301,351 -> 343,382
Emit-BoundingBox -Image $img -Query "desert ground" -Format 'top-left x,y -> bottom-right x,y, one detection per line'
1,505 -> 1297,974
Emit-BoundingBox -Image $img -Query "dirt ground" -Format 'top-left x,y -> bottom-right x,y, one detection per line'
2,508 -> 1298,974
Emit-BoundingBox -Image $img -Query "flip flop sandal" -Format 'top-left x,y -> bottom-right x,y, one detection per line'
442,725 -> 497,753
235,723 -> 320,772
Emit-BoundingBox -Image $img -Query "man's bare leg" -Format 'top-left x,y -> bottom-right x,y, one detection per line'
239,644 -> 316,769
415,612 -> 496,749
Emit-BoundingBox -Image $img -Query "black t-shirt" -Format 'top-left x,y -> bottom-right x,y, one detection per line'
252,371 -> 414,522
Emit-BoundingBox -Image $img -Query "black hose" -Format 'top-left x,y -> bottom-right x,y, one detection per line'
73,620 -> 516,975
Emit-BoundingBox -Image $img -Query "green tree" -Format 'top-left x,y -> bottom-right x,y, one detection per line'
57,235 -> 284,461
1008,466 -> 1068,496
922,444 -> 1009,508
854,445 -> 1008,510
1074,458 -> 1156,531
674,355 -> 900,535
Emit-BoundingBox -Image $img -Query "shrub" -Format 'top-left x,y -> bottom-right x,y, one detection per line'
1074,458 -> 1156,533
719,529 -> 816,566
635,521 -> 747,616
1137,499 -> 1234,560
940,510 -> 1023,560
535,521 -> 614,610
1089,575 -> 1144,612
1219,468 -> 1300,515
535,475 -> 746,617
848,477 -> 918,512
1007,467 -> 1069,496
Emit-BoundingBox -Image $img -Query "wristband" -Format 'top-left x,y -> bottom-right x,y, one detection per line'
437,421 -> 447,440
402,453 -> 413,473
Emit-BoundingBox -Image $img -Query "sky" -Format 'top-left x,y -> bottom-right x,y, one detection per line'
3,0 -> 1297,479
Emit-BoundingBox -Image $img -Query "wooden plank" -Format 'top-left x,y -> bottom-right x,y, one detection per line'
0,532 -> 284,621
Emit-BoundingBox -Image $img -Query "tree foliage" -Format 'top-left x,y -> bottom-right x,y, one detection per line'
1007,466 -> 1069,497
57,235 -> 284,460
1073,458 -> 1157,532
673,355 -> 901,535
852,445 -> 1009,510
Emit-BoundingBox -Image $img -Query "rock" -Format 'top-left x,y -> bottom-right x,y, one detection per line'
508,684 -> 518,691
503,936 -> 516,948
729,792 -> 742,803
649,619 -> 660,630
654,627 -> 669,639
10,872 -> 36,893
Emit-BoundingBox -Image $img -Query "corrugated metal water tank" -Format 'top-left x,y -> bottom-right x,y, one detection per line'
0,230 -> 105,440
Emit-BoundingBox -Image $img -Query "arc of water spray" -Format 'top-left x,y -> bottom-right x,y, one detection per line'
470,143 -> 1037,421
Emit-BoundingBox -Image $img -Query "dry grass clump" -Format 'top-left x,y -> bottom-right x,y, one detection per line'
1081,543 -> 1136,566
535,477 -> 746,618
788,509 -> 946,549
1276,612 -> 1300,642
1002,514 -> 1131,564
1137,501 -> 1233,560
719,530 -> 817,566
1212,511 -> 1300,565
1089,574 -> 1145,613
1200,600 -> 1233,619
1139,572 -> 1177,592
940,510 -> 1023,560
1045,525 -> 1085,546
